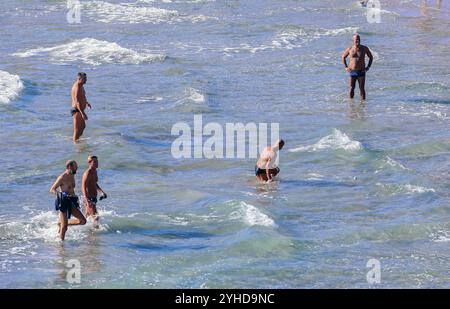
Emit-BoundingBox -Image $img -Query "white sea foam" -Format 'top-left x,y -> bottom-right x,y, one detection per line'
0,70 -> 24,104
375,156 -> 410,174
224,26 -> 359,54
83,1 -> 211,24
229,202 -> 277,228
13,38 -> 165,66
289,129 -> 363,153
375,183 -> 436,196
431,230 -> 450,242
184,87 -> 205,103
0,210 -> 111,243
272,26 -> 359,50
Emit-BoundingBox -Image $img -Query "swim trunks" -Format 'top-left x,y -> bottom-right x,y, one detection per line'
70,107 -> 80,116
255,166 -> 280,176
55,192 -> 79,219
349,70 -> 366,78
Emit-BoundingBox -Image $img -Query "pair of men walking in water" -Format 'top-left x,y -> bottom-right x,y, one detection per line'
50,156 -> 107,241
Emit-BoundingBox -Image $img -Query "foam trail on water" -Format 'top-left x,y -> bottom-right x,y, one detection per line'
13,38 -> 165,66
83,1 -> 211,24
224,26 -> 358,54
375,183 -> 436,196
230,202 -> 277,228
0,70 -> 24,104
0,210 -> 112,243
289,129 -> 362,153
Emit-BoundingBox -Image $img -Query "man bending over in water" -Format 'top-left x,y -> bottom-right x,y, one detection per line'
342,34 -> 373,100
50,160 -> 87,241
71,72 -> 92,141
255,139 -> 285,182
82,155 -> 107,227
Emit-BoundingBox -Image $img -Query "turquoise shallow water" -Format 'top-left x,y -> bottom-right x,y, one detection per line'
0,0 -> 449,288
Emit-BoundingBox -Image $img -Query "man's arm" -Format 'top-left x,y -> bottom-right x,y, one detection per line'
50,176 -> 63,194
365,46 -> 373,71
342,48 -> 350,71
96,183 -> 106,196
82,171 -> 89,199
265,157 -> 272,182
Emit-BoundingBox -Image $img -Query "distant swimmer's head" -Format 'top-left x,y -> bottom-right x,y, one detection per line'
353,34 -> 361,46
77,72 -> 87,84
88,155 -> 98,169
65,160 -> 78,175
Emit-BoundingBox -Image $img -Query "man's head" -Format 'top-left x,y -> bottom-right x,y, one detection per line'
77,72 -> 87,85
278,139 -> 285,150
65,160 -> 78,175
88,155 -> 98,169
353,34 -> 361,46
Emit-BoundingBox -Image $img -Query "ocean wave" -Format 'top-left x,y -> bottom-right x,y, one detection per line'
430,230 -> 450,242
375,183 -> 436,196
397,105 -> 449,121
374,155 -> 411,174
12,38 -> 165,66
0,70 -> 24,104
289,129 -> 363,153
164,87 -> 209,112
224,26 -> 358,54
0,210 -> 110,243
229,201 -> 277,228
272,26 -> 359,50
83,0 -> 211,24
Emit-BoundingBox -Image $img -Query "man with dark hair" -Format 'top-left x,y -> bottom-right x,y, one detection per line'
71,72 -> 92,141
255,139 -> 285,182
82,155 -> 107,227
50,160 -> 87,241
342,34 -> 374,100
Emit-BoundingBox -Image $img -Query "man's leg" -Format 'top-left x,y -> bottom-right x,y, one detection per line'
256,173 -> 268,182
358,76 -> 366,100
349,76 -> 357,99
59,211 -> 68,241
85,201 -> 99,225
270,168 -> 280,178
68,207 -> 87,226
73,113 -> 86,141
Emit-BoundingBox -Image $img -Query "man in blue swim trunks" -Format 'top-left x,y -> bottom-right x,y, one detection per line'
342,34 -> 374,100
50,160 -> 87,241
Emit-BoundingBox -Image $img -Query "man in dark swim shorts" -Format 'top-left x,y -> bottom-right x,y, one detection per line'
50,160 -> 87,241
255,139 -> 284,182
342,34 -> 374,100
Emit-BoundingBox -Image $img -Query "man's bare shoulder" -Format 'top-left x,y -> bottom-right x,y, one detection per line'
84,168 -> 95,178
57,172 -> 68,183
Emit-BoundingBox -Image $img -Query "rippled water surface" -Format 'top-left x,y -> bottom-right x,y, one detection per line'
0,0 -> 449,288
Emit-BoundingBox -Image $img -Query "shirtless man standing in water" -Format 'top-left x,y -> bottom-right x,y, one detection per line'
71,72 -> 92,141
342,34 -> 373,100
255,139 -> 285,182
50,160 -> 87,241
82,155 -> 107,227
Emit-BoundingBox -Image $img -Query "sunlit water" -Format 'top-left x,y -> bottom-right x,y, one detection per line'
0,0 -> 449,288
